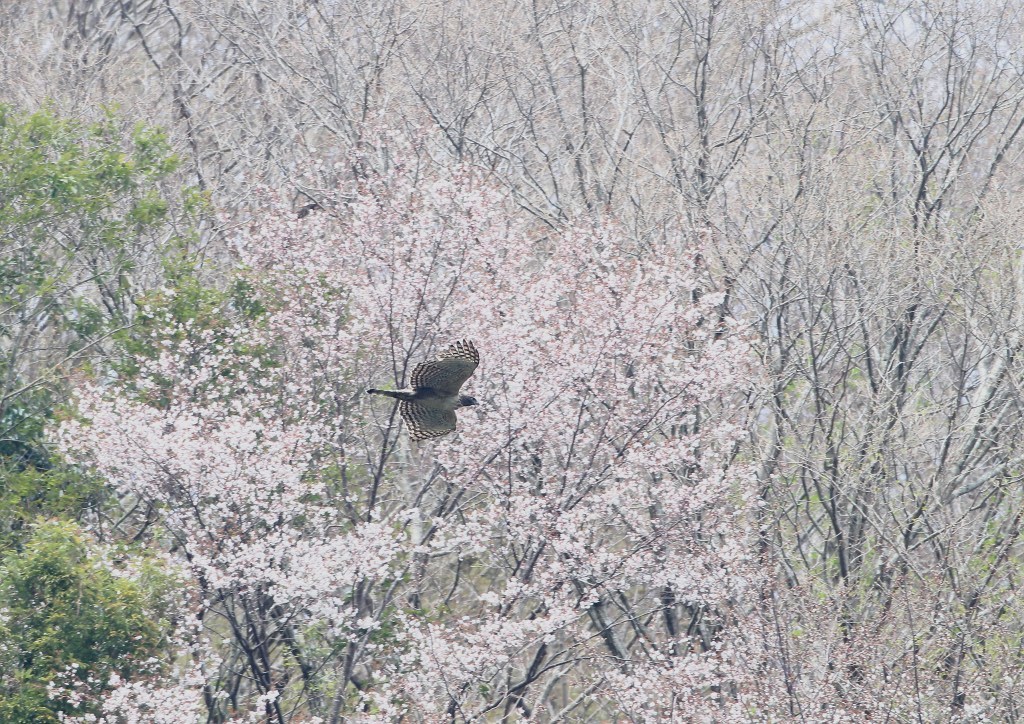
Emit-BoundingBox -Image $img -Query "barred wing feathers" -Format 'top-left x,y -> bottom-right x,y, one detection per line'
399,401 -> 458,440
409,340 -> 479,395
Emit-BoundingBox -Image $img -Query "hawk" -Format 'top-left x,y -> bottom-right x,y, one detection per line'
367,340 -> 479,440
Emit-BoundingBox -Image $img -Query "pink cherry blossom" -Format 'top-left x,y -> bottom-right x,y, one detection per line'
61,159 -> 761,720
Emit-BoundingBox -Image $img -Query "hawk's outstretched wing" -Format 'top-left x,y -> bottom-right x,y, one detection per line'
399,400 -> 458,440
409,340 -> 479,395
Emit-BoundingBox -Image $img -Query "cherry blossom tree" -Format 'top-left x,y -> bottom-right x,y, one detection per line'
60,157 -> 760,721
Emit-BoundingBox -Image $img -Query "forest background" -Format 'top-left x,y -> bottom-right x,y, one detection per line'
2,1 -> 1024,721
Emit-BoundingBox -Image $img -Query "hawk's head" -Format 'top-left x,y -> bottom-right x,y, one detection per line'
459,395 -> 478,407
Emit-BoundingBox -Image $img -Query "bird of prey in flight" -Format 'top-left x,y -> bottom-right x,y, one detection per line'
367,340 -> 479,440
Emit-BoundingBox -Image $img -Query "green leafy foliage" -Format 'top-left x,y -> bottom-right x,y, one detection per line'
0,102 -> 184,422
0,521 -> 169,722
0,105 -> 197,718
0,103 -> 195,540
0,459 -> 106,553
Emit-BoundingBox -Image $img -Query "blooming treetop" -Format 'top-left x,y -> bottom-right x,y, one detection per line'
60,159 -> 761,721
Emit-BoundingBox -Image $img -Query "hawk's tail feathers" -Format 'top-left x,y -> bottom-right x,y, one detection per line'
367,388 -> 402,400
